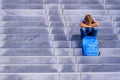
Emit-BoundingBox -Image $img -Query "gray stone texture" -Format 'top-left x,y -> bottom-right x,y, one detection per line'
0,0 -> 120,80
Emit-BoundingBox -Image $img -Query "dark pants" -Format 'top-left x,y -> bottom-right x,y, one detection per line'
80,27 -> 98,40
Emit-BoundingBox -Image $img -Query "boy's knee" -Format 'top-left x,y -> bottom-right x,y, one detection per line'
93,27 -> 98,31
81,28 -> 86,31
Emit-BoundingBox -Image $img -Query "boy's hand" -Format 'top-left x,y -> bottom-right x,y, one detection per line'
80,20 -> 99,28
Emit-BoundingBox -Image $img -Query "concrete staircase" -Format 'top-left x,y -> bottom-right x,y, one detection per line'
0,0 -> 120,80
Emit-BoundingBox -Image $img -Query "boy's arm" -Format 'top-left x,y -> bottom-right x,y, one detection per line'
79,19 -> 90,28
79,18 -> 99,28
89,20 -> 99,28
79,22 -> 90,28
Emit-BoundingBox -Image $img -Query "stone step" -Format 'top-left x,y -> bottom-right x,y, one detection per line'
18,41 -> 116,48
49,21 -> 113,28
69,34 -> 118,41
112,16 -> 120,21
48,16 -> 64,22
51,27 -> 115,34
119,29 -> 120,34
60,0 -> 103,4
0,21 -> 114,28
0,0 -> 44,4
53,41 -> 71,48
0,48 -> 73,56
0,21 -> 48,27
59,41 -> 120,48
66,21 -> 113,27
114,22 -> 120,27
59,56 -> 120,64
0,21 -> 114,27
0,56 -> 57,64
81,73 -> 120,80
50,27 -> 67,34
0,56 -> 73,64
0,64 -> 75,73
109,10 -> 120,15
0,0 -> 104,4
118,34 -> 120,40
45,0 -> 60,4
0,34 -> 117,41
58,48 -> 120,56
0,34 -> 52,41
68,27 -> 115,35
0,73 -> 59,80
0,27 -> 49,34
47,10 -> 62,15
0,48 -> 54,56
64,15 -> 111,21
0,65 -> 58,73
0,10 -> 46,16
0,4 -> 44,9
106,5 -> 120,10
99,41 -> 120,48
79,64 -> 120,72
49,22 -> 65,27
0,41 -> 52,48
0,64 -> 119,73
105,0 -> 120,4
0,56 -> 120,65
46,4 -> 62,9
77,57 -> 120,64
0,16 -> 47,21
71,40 -> 120,48
55,48 -> 74,56
49,14 -> 109,19
0,48 -> 119,56
62,4 -> 104,10
0,73 -> 119,80
52,34 -> 73,41
63,10 -> 108,15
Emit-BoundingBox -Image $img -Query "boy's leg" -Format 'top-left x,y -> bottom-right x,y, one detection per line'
87,28 -> 92,36
80,28 -> 87,40
91,27 -> 98,36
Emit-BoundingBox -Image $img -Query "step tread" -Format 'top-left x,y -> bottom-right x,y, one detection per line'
0,48 -> 54,56
106,5 -> 120,10
0,48 -> 120,56
0,4 -> 44,9
64,15 -> 111,21
0,16 -> 47,21
0,56 -> 57,64
0,10 -> 46,16
67,21 -> 113,27
81,73 -> 120,80
0,73 -> 59,80
62,4 -> 104,10
0,21 -> 48,27
79,64 -> 120,72
60,0 -> 103,4
0,65 -> 58,73
105,0 -> 120,4
0,0 -> 44,4
77,57 -> 120,64
63,10 -> 108,15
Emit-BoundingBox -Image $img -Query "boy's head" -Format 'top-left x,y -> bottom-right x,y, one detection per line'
84,14 -> 93,25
